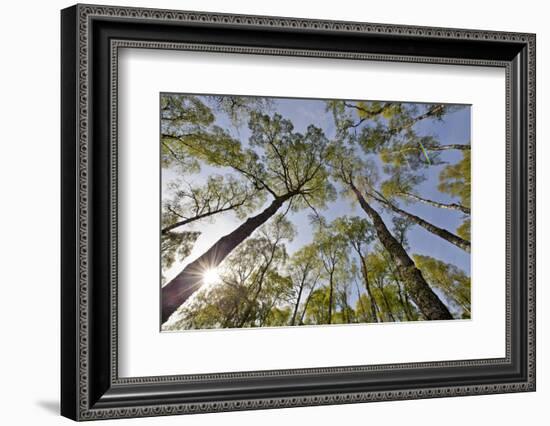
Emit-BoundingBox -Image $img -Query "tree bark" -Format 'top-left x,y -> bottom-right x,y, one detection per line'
349,183 -> 453,320
162,192 -> 294,324
290,284 -> 304,326
379,198 -> 470,253
400,192 -> 470,215
357,252 -> 379,322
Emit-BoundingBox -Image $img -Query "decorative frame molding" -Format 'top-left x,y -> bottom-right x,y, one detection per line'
61,4 -> 535,421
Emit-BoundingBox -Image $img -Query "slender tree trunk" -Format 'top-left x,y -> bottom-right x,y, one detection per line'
400,192 -> 470,215
396,276 -> 415,321
382,251 -> 415,321
258,298 -> 278,327
236,254 -> 274,328
162,192 -> 294,324
357,252 -> 379,322
340,291 -> 351,323
395,280 -> 412,321
290,267 -> 309,326
429,144 -> 470,151
441,289 -> 471,317
390,104 -> 445,135
394,143 -> 470,159
378,198 -> 470,253
299,277 -> 319,325
354,281 -> 369,322
349,183 -> 453,320
457,300 -> 471,316
238,235 -> 283,327
327,270 -> 335,324
290,285 -> 304,326
455,293 -> 471,315
375,278 -> 396,321
404,293 -> 417,317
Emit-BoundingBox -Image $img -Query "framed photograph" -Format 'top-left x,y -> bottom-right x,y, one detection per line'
61,4 -> 536,421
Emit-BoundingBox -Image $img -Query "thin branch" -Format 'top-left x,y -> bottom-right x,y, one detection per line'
161,200 -> 247,234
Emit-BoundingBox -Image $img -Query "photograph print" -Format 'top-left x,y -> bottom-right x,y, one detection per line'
160,94 -> 471,331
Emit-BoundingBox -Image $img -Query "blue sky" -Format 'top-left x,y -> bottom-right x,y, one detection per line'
162,95 -> 470,307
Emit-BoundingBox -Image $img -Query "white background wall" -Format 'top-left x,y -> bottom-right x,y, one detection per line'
0,0 -> 546,424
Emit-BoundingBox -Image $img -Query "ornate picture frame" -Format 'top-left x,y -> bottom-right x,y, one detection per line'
61,4 -> 535,421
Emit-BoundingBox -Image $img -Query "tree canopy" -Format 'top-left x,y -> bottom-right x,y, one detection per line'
160,94 -> 471,329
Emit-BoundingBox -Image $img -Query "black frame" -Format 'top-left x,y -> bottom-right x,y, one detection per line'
61,4 -> 536,421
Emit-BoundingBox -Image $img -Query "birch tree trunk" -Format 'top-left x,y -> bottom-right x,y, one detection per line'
357,253 -> 379,322
290,267 -> 309,326
162,192 -> 294,323
349,182 -> 453,320
400,192 -> 470,215
379,198 -> 470,253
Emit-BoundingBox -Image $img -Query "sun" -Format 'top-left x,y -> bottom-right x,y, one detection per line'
202,267 -> 220,286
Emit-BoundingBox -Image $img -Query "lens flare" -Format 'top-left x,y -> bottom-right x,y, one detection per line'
202,267 -> 220,285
